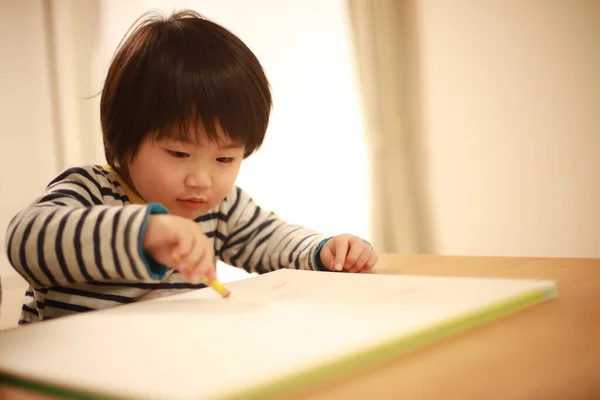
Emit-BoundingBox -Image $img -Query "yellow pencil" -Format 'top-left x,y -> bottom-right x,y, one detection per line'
201,276 -> 231,298
173,256 -> 231,298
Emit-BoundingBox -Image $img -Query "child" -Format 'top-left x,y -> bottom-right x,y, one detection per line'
4,10 -> 378,325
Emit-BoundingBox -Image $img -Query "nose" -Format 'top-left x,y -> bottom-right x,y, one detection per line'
184,168 -> 211,189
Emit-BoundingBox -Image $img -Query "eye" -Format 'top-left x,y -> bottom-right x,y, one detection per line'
216,157 -> 235,164
166,150 -> 189,158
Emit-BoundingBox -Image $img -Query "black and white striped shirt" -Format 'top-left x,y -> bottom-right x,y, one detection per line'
5,165 -> 328,324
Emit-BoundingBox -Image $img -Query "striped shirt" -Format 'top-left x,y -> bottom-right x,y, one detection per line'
4,164 -> 328,324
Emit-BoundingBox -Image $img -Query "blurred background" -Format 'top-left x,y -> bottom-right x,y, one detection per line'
1,0 -> 598,329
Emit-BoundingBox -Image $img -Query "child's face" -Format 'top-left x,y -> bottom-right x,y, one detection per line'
127,127 -> 245,219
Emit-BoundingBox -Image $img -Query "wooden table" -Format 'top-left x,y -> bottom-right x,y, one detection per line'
2,254 -> 599,399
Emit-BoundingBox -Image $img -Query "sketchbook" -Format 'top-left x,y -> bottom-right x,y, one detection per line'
0,269 -> 556,400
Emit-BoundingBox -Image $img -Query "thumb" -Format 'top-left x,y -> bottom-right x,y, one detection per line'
319,242 -> 335,271
147,245 -> 179,271
204,266 -> 217,282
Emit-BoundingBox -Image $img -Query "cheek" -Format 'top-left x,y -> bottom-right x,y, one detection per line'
131,153 -> 180,200
213,166 -> 240,196
150,166 -> 182,193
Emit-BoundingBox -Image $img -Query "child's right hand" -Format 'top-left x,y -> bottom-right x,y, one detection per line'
143,214 -> 216,284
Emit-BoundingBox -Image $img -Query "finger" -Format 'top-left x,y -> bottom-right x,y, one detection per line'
177,244 -> 205,284
348,262 -> 365,273
332,239 -> 348,271
149,246 -> 180,271
180,230 -> 210,271
186,235 -> 215,282
359,252 -> 378,272
318,243 -> 335,271
180,267 -> 195,283
347,258 -> 364,273
189,247 -> 215,283
204,267 -> 217,282
189,263 -> 214,284
172,233 -> 196,266
343,238 -> 364,270
348,248 -> 371,272
186,259 -> 206,285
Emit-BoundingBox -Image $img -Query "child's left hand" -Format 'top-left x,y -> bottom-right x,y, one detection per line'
319,234 -> 378,273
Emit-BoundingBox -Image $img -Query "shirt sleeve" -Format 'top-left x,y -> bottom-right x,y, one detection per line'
4,165 -> 169,289
216,187 -> 330,274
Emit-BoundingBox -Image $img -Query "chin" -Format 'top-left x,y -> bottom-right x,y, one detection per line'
180,210 -> 204,220
186,207 -> 211,220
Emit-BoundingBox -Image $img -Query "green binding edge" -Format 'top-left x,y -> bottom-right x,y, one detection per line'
0,286 -> 556,400
221,286 -> 556,400
0,374 -> 119,400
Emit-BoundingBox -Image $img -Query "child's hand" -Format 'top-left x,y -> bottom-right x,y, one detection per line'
319,234 -> 378,273
143,214 -> 216,283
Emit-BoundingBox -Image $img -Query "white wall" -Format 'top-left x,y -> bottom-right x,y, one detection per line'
0,1 -> 60,278
417,0 -> 600,257
0,0 -> 61,328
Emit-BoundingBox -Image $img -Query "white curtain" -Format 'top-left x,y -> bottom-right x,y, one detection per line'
44,0 -> 105,169
347,0 -> 432,253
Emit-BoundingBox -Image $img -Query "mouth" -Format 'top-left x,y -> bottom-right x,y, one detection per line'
177,198 -> 207,210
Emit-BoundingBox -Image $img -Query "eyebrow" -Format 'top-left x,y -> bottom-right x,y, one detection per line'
159,136 -> 244,149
